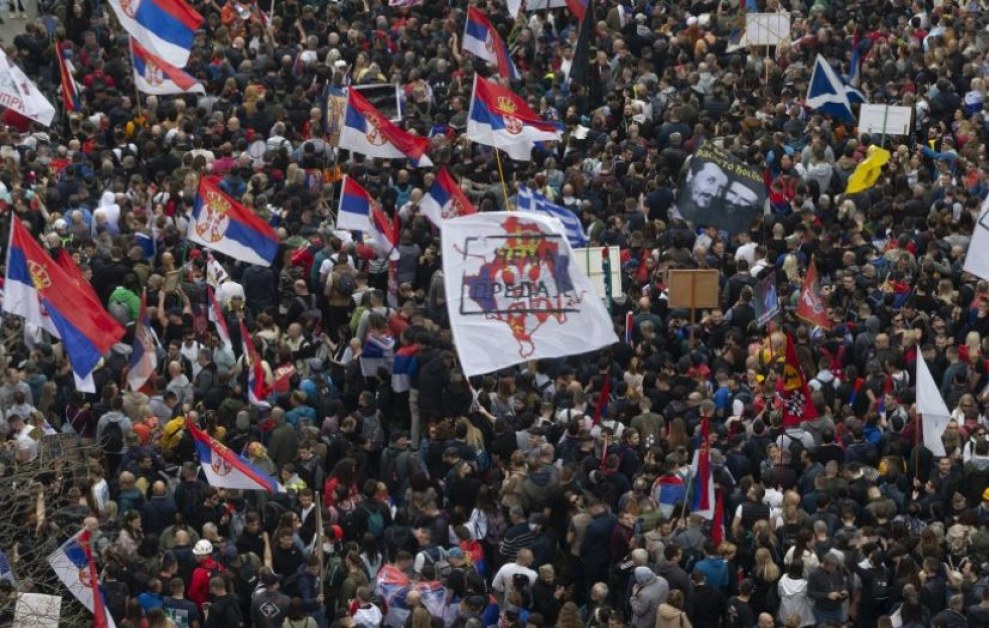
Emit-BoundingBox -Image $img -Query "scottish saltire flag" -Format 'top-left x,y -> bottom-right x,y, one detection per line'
0,548 -> 15,584
690,416 -> 715,519
127,290 -> 158,392
339,88 -> 432,167
48,529 -> 115,628
337,176 -> 375,232
5,220 -> 124,391
189,177 -> 279,266
56,42 -> 82,112
187,420 -> 283,492
371,206 -> 400,261
516,186 -> 588,247
463,7 -> 520,81
131,39 -> 204,95
806,54 -> 866,123
240,319 -> 268,404
56,248 -> 100,307
108,0 -> 202,67
466,74 -> 563,161
207,286 -> 232,352
420,167 -> 477,227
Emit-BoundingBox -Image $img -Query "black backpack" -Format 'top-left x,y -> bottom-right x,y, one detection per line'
866,564 -> 893,601
335,271 -> 356,298
101,420 -> 124,454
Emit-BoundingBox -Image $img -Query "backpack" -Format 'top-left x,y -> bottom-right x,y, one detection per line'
380,447 -> 413,495
681,547 -> 704,574
295,294 -> 322,323
423,546 -> 451,581
361,411 -> 385,452
866,564 -> 893,601
335,271 -> 356,298
101,420 -> 125,454
362,503 -> 386,539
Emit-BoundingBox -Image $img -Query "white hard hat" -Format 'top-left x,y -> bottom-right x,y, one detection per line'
193,539 -> 214,556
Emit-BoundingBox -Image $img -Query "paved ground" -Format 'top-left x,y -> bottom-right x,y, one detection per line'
0,5 -> 35,46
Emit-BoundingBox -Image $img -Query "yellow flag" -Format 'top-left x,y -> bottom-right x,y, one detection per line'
845,146 -> 892,194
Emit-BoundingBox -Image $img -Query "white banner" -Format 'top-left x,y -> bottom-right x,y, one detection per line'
441,212 -> 618,378
916,352 -> 951,456
0,48 -> 55,127
964,195 -> 989,282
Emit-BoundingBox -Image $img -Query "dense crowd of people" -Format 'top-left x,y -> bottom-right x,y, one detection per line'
2,0 -> 989,626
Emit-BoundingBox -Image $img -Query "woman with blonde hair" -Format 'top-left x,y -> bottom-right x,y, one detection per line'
751,546 -> 782,618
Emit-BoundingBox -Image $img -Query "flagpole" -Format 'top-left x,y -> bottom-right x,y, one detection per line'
128,39 -> 143,119
494,148 -> 512,210
315,491 -> 324,595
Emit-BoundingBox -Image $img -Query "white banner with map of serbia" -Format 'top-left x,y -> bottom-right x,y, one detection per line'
441,212 -> 618,378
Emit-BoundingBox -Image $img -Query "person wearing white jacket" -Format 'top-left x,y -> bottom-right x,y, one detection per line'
777,560 -> 815,628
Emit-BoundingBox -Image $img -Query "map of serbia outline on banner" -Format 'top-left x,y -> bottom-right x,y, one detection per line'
442,212 -> 618,378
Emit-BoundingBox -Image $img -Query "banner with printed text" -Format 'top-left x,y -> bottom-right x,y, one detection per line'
442,212 -> 618,377
677,144 -> 767,234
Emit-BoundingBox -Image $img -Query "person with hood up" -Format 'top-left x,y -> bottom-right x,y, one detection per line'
777,560 -> 814,627
629,565 -> 668,628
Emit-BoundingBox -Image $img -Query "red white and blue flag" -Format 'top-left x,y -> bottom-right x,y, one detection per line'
207,285 -> 232,352
187,420 -> 283,492
371,206 -> 400,262
56,41 -> 82,112
691,415 -> 715,519
48,529 -> 115,628
419,167 -> 477,227
131,39 -> 204,95
127,290 -> 159,392
240,319 -> 268,405
339,88 -> 432,167
463,7 -> 520,81
466,74 -> 562,161
108,0 -> 202,67
337,176 -> 376,232
5,220 -> 124,391
189,177 -> 279,267
56,248 -> 100,307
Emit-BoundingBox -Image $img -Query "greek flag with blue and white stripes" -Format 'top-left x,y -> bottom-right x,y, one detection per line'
516,186 -> 589,248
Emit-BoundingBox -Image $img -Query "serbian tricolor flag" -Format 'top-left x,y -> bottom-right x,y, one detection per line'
189,177 -> 279,267
370,205 -> 400,262
131,39 -> 204,95
56,248 -> 100,306
463,7 -> 520,81
625,311 -> 634,345
337,176 -> 376,232
187,419 -> 283,492
127,290 -> 159,392
419,167 -> 476,227
240,319 -> 268,405
796,258 -> 830,329
5,220 -> 124,391
691,415 -> 715,518
466,74 -> 563,161
207,285 -> 232,352
339,88 -> 432,167
48,529 -> 116,628
108,0 -> 202,67
56,41 -> 82,112
778,333 -> 818,427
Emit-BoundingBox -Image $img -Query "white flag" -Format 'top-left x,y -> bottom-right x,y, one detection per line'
964,195 -> 989,282
441,212 -> 618,378
916,352 -> 951,456
0,48 -> 55,127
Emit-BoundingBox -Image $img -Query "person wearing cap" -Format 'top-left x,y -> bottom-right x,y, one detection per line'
188,539 -> 223,611
251,566 -> 290,628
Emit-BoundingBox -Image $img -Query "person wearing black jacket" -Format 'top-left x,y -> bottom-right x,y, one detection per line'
203,576 -> 244,628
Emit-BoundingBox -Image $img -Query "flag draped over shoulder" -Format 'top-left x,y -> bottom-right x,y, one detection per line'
127,290 -> 158,391
777,333 -> 818,427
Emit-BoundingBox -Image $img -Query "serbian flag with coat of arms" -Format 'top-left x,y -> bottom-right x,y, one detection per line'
48,529 -> 116,628
463,6 -> 520,81
187,419 -> 283,492
108,0 -> 202,67
131,39 -> 204,95
188,177 -> 279,267
466,74 -> 563,161
777,332 -> 818,427
339,88 -> 432,167
419,167 -> 477,227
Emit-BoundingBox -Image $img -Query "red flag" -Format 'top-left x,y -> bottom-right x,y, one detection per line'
56,248 -> 101,306
796,258 -> 830,329
778,332 -> 818,427
711,488 -> 725,546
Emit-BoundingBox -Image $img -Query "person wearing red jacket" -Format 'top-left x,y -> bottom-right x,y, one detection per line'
188,539 -> 224,611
